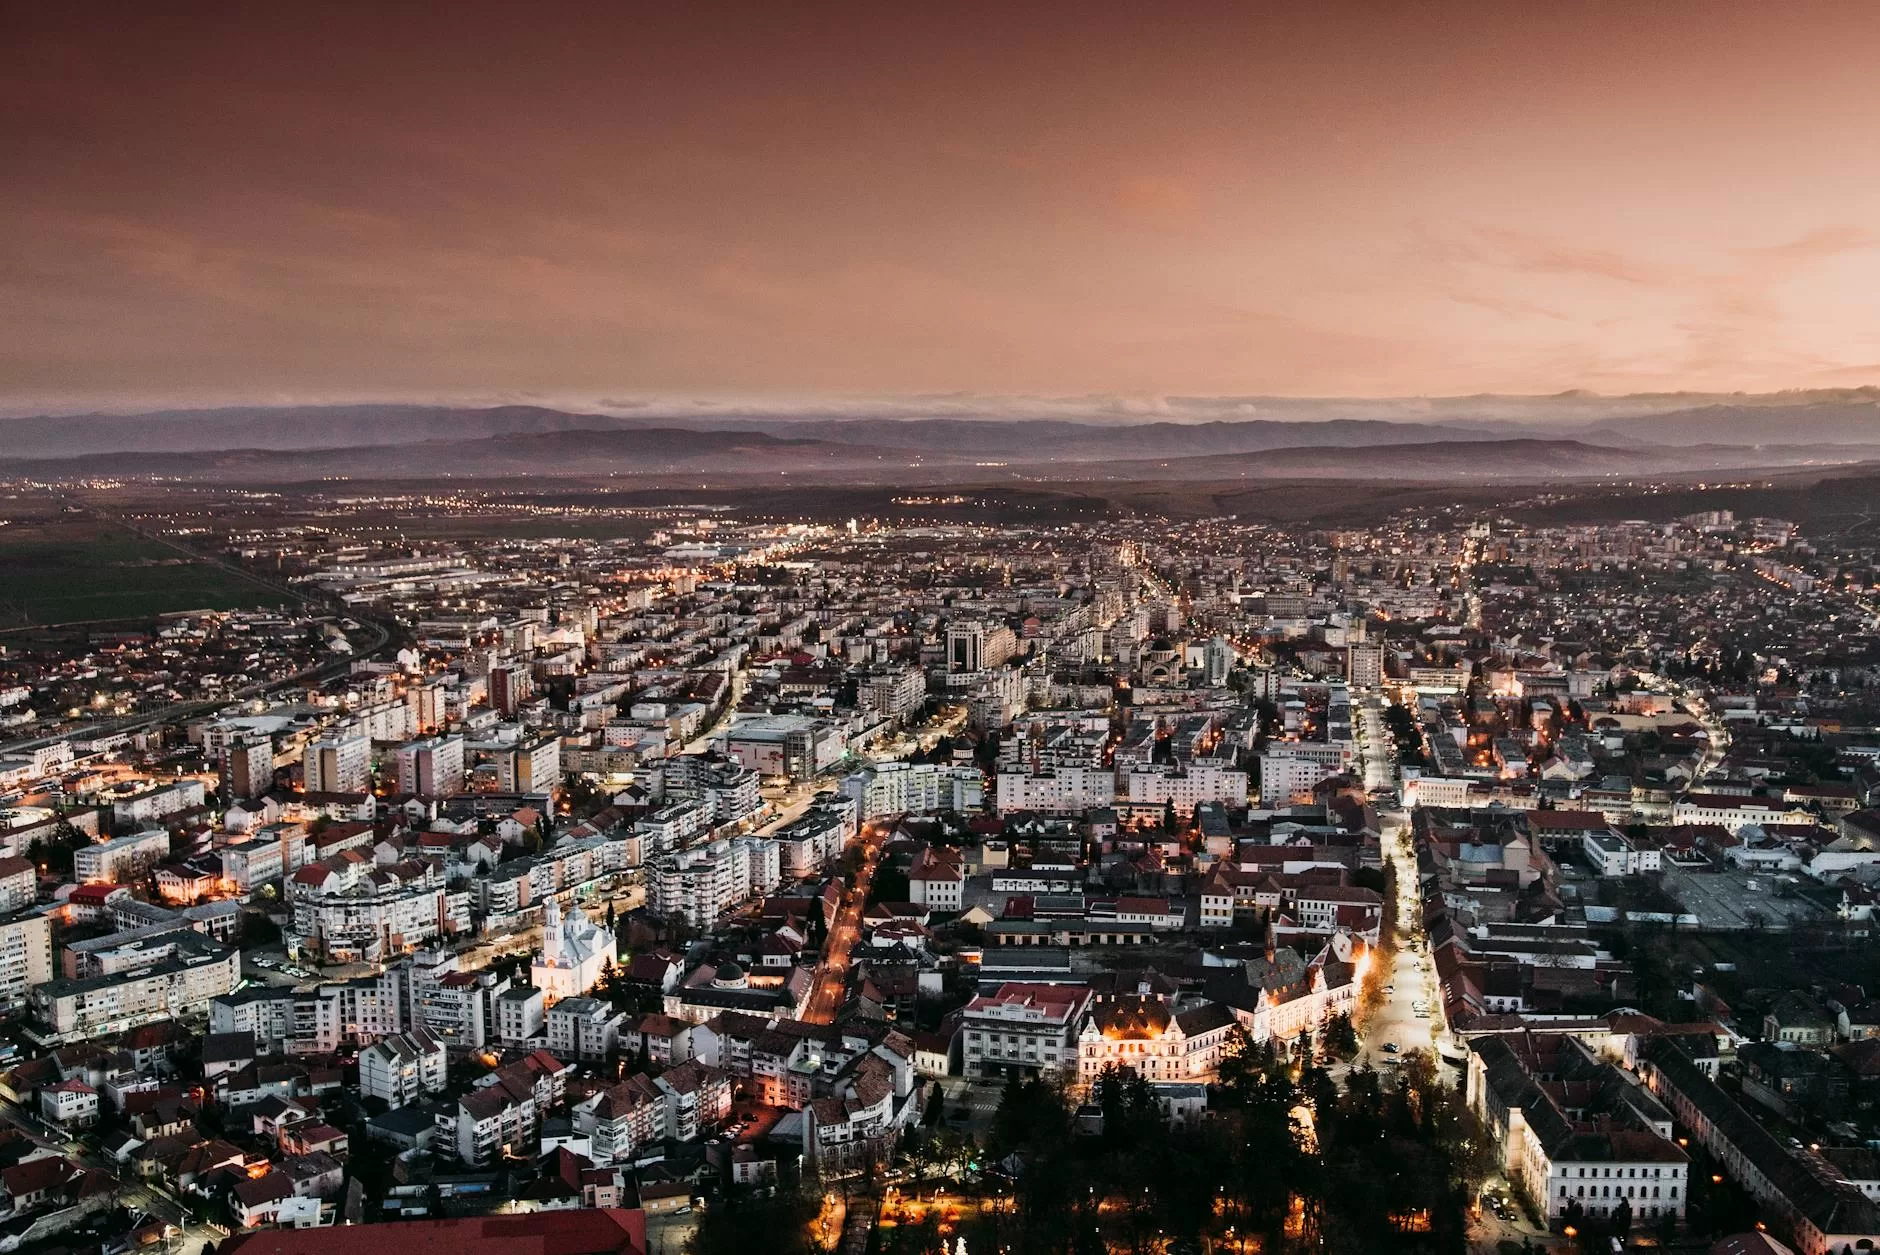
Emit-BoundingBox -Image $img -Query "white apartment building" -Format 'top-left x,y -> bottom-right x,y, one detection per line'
0,856 -> 36,913
290,877 -> 460,965
210,967 -> 408,1056
408,950 -> 510,1050
359,1027 -> 448,1108
651,836 -> 782,929
545,996 -> 625,1061
1122,761 -> 1248,810
633,799 -> 715,857
493,735 -> 561,794
860,668 -> 928,722
448,1052 -> 571,1166
578,1073 -> 664,1165
0,913 -> 52,1013
947,620 -> 1018,674
771,808 -> 851,878
843,762 -> 984,820
219,822 -> 311,893
1258,741 -> 1355,805
994,765 -> 1114,815
75,829 -> 173,885
496,985 -> 546,1046
1347,642 -> 1385,688
32,944 -> 240,1041
111,780 -> 206,826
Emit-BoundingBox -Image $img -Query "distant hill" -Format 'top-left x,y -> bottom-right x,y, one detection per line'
5,425 -> 1876,485
0,405 -> 1504,460
675,416 -> 1506,458
1093,438 -> 1880,481
1583,400 -> 1880,446
0,426 -> 942,481
6,393 -> 1880,461
0,404 -> 636,458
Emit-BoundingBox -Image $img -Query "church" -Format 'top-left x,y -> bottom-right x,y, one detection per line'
532,896 -> 617,1004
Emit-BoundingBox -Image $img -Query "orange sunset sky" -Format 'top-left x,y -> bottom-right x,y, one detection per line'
4,1 -> 1879,411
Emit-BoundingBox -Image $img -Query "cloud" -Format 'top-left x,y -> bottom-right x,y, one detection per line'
1468,227 -> 1674,286
1744,225 -> 1879,261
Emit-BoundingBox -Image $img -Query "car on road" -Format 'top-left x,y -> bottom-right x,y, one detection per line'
1383,984 -> 1394,995
1381,1042 -> 1400,1054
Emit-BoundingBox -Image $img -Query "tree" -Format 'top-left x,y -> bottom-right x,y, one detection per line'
1323,1012 -> 1359,1061
240,911 -> 283,949
869,863 -> 911,906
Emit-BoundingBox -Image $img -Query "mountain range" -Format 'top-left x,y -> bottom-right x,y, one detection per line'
0,394 -> 1874,483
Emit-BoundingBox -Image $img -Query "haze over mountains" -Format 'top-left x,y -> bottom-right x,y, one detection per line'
0,390 -> 1875,483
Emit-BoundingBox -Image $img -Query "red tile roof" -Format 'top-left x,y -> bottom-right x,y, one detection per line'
221,1209 -> 648,1255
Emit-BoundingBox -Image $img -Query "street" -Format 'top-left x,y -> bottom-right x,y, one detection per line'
804,823 -> 886,1024
1356,819 -> 1447,1069
0,1092 -> 224,1248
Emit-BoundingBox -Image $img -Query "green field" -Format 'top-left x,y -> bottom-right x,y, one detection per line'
0,521 -> 291,625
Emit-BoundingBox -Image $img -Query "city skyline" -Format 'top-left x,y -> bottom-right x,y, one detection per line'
7,1 -> 1880,410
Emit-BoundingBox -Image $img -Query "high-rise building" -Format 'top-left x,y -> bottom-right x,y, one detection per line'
1204,637 -> 1235,687
223,732 -> 274,801
396,734 -> 465,797
0,913 -> 52,1013
495,735 -> 560,795
408,680 -> 447,734
1347,643 -> 1385,689
947,620 -> 1018,673
303,726 -> 370,794
490,664 -> 534,716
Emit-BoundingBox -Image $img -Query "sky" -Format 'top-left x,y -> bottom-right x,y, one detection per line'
4,1 -> 1880,413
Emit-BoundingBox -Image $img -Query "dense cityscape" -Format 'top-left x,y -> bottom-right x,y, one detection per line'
12,5 -> 1880,1255
0,478 -> 1865,1255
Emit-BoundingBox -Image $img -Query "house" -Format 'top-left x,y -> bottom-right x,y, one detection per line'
230,1170 -> 297,1229
906,846 -> 965,912
1765,993 -> 1835,1047
39,1077 -> 99,1128
280,1151 -> 345,1199
2,1156 -> 93,1214
203,1031 -> 259,1081
125,1088 -> 198,1140
279,1122 -> 350,1159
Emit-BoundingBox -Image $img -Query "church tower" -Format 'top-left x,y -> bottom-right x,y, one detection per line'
542,896 -> 564,969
